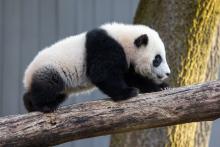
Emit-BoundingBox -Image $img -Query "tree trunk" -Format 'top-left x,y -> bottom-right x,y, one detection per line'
110,0 -> 220,147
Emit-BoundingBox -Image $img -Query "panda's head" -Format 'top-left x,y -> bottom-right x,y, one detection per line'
132,27 -> 170,84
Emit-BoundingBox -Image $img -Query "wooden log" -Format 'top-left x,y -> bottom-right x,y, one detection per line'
1,80 -> 220,147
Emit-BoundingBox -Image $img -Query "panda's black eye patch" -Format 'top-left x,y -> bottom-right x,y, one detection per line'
153,55 -> 162,67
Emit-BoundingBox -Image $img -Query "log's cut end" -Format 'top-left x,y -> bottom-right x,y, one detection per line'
0,80 -> 220,147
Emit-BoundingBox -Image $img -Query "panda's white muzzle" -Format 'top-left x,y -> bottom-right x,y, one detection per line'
153,62 -> 171,82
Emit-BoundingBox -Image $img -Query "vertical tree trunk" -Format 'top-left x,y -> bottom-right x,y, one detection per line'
110,0 -> 220,147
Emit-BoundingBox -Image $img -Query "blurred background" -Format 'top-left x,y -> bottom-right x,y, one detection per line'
0,0 -> 219,147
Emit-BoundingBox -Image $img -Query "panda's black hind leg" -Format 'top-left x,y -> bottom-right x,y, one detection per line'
23,92 -> 67,113
23,67 -> 67,112
23,92 -> 35,112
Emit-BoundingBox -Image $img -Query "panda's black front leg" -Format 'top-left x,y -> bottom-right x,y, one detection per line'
124,66 -> 169,93
92,74 -> 139,101
125,75 -> 169,93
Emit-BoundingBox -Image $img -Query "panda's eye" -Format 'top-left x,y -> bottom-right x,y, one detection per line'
153,54 -> 162,67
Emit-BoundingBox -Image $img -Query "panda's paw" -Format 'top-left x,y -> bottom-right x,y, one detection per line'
32,103 -> 59,113
41,105 -> 58,113
161,87 -> 173,91
124,87 -> 139,97
159,82 -> 170,90
112,87 -> 139,101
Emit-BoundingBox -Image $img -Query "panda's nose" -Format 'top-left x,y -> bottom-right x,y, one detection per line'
166,73 -> 170,76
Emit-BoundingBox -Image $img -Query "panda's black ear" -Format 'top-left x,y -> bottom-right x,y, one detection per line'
134,34 -> 148,48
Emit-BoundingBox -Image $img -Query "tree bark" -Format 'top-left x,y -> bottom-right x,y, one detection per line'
194,20 -> 220,147
1,80 -> 220,147
110,0 -> 220,147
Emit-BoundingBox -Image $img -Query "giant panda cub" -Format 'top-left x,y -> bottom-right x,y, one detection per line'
23,22 -> 171,112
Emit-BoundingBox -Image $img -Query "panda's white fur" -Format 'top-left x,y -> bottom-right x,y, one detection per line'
24,22 -> 169,91
23,33 -> 89,92
23,22 -> 171,112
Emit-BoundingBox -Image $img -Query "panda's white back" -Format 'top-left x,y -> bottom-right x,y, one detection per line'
23,32 -> 91,92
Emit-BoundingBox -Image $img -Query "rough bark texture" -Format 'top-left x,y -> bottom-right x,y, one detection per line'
110,0 -> 220,147
1,80 -> 220,147
194,20 -> 220,147
200,8 -> 220,147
